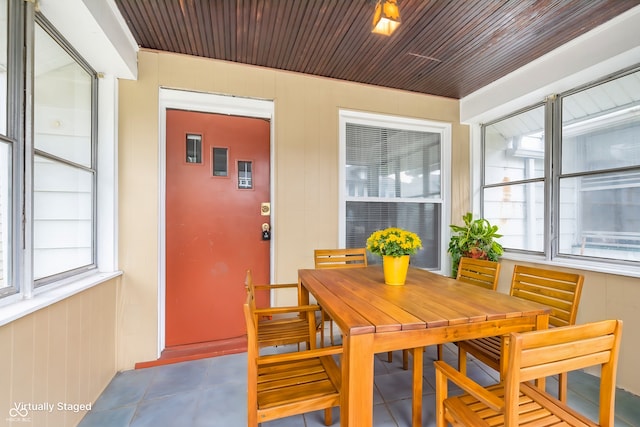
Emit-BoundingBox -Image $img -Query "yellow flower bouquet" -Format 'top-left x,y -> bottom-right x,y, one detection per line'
366,227 -> 422,257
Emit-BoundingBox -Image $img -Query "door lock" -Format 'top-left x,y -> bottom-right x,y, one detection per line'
262,223 -> 271,240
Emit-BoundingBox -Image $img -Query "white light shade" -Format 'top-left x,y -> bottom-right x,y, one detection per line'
372,0 -> 401,36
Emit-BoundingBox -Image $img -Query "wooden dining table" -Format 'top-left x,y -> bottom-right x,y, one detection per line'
297,266 -> 551,427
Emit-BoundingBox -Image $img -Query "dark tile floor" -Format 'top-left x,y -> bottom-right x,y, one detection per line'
79,334 -> 640,427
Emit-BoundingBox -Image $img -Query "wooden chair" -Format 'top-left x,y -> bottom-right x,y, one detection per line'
401,257 -> 501,370
244,299 -> 342,426
314,248 -> 368,346
245,269 -> 319,350
435,319 -> 623,427
457,264 -> 584,401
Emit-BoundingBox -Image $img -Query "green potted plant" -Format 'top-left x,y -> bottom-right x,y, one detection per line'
448,212 -> 504,278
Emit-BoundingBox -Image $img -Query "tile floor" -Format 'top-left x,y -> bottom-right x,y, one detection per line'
79,337 -> 640,427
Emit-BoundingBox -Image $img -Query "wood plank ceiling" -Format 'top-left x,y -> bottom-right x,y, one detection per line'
114,0 -> 640,99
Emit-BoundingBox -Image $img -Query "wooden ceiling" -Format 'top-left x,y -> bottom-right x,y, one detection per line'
114,0 -> 639,99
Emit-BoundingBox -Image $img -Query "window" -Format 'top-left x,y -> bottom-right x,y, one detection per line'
558,70 -> 640,262
482,66 -> 640,266
186,134 -> 202,163
340,110 -> 451,271
1,2 -> 99,301
33,19 -> 97,283
482,105 -> 545,253
212,147 -> 228,176
237,160 -> 252,189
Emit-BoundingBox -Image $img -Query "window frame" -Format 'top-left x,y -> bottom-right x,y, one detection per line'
338,109 -> 452,275
480,64 -> 640,274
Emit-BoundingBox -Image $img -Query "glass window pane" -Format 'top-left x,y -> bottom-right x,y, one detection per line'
483,182 -> 544,252
213,147 -> 228,176
238,160 -> 252,189
33,22 -> 95,283
562,70 -> 640,174
345,201 -> 441,269
34,24 -> 92,167
0,140 -> 10,290
0,0 -> 7,135
558,172 -> 640,262
186,134 -> 201,163
33,155 -> 93,280
484,106 -> 545,185
346,124 -> 441,199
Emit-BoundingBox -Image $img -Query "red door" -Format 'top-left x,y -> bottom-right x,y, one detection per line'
165,109 -> 270,347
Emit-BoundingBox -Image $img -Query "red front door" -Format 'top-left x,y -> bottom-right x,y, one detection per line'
165,109 -> 270,347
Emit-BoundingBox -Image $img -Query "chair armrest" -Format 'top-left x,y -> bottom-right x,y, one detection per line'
258,345 -> 343,366
434,361 -> 503,411
253,304 -> 320,317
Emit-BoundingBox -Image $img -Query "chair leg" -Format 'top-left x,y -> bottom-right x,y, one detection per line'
387,351 -> 393,363
558,372 -> 568,403
329,318 -> 334,346
402,349 -> 409,370
248,380 -> 258,427
319,308 -> 336,347
319,309 -> 326,347
458,346 -> 467,374
323,407 -> 333,426
436,343 -> 443,360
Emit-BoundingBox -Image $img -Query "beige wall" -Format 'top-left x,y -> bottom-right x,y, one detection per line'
496,259 -> 640,394
0,279 -> 118,426
117,49 -> 640,396
117,49 -> 469,369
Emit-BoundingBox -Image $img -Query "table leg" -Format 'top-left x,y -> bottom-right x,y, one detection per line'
411,347 -> 423,427
342,333 -> 374,427
298,278 -> 309,305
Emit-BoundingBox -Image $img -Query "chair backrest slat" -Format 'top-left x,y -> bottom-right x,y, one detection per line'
456,258 -> 501,291
314,248 -> 368,269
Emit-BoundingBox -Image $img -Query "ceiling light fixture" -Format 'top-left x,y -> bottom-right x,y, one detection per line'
372,0 -> 401,36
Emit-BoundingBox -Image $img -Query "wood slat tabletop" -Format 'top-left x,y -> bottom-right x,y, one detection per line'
299,266 -> 549,334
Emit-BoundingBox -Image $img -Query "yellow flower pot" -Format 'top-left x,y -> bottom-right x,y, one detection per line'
382,255 -> 410,285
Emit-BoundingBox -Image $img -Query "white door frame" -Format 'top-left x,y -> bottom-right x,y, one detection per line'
157,88 -> 275,357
